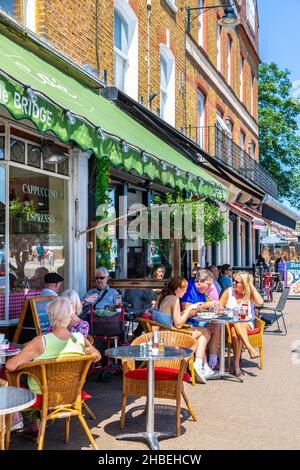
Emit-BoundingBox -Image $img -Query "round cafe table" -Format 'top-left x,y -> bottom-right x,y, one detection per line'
196,313 -> 250,383
105,345 -> 193,450
0,386 -> 36,450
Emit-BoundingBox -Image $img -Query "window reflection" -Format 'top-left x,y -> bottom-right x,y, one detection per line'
9,166 -> 67,294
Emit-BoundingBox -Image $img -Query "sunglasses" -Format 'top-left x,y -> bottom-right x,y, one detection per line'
233,279 -> 243,284
96,276 -> 107,280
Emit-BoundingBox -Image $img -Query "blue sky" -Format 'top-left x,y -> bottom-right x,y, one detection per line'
259,0 -> 300,89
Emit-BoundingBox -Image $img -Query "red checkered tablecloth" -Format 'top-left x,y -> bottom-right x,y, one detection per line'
0,290 -> 42,321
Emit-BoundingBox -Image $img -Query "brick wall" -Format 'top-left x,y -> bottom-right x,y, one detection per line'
34,0 -> 259,159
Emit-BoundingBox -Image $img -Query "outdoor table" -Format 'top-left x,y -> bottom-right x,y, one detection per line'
196,313 -> 250,383
105,345 -> 193,450
0,386 -> 36,450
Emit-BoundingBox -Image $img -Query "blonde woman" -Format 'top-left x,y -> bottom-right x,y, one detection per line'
6,297 -> 100,439
220,272 -> 264,377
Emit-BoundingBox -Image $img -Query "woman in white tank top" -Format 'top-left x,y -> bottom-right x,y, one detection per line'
220,272 -> 264,377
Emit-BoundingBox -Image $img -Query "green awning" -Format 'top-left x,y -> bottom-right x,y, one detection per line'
0,32 -> 228,201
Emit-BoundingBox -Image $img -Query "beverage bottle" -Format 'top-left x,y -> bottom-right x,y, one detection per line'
152,328 -> 159,355
241,303 -> 248,320
115,294 -> 122,314
158,337 -> 165,354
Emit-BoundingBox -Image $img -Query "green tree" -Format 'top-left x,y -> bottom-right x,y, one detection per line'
258,62 -> 300,209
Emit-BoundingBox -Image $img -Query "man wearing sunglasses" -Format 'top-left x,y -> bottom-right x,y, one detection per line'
81,267 -> 119,318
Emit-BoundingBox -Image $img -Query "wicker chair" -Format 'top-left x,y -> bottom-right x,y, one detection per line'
226,317 -> 265,370
137,317 -> 196,386
121,331 -> 198,437
0,379 -> 8,450
6,355 -> 98,450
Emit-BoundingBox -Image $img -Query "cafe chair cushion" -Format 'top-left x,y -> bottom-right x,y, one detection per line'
125,367 -> 191,382
31,390 -> 92,409
247,327 -> 261,336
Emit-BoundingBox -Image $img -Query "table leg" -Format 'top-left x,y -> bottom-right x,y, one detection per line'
116,361 -> 175,450
207,323 -> 243,383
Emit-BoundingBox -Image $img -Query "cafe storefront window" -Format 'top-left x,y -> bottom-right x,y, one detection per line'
9,164 -> 68,291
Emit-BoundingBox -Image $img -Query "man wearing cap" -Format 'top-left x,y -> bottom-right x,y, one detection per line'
40,272 -> 64,296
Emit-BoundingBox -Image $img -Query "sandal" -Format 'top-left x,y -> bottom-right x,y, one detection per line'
233,368 -> 244,378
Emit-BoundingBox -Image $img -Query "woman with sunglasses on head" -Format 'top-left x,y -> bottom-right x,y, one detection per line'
220,272 -> 264,377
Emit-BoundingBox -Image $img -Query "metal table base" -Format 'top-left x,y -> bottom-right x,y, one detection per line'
116,361 -> 175,450
207,322 -> 243,383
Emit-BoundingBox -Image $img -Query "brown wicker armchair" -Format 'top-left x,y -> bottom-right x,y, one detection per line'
121,331 -> 198,437
137,317 -> 196,386
6,355 -> 98,450
226,317 -> 265,369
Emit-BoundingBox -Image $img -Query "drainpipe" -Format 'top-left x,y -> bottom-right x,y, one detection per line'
147,0 -> 152,109
96,0 -> 100,75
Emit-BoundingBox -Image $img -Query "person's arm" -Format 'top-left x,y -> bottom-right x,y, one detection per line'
84,337 -> 101,362
172,299 -> 195,328
219,288 -> 230,307
250,285 -> 264,307
6,336 -> 44,371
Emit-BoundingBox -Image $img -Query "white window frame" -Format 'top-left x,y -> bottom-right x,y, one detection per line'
247,0 -> 256,32
250,72 -> 254,115
248,140 -> 255,159
227,36 -> 232,85
198,0 -> 203,48
197,90 -> 205,149
24,0 -> 36,31
114,0 -> 138,100
240,56 -> 244,102
159,44 -> 175,126
164,0 -> 177,13
216,22 -> 221,71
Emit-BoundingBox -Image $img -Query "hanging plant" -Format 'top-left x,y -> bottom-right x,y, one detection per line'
151,191 -> 227,249
95,157 -> 112,270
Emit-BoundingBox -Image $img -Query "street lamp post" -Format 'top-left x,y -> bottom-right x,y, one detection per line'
186,2 -> 240,33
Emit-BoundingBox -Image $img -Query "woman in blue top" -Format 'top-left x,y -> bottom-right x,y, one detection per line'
155,277 -> 211,384
218,264 -> 233,292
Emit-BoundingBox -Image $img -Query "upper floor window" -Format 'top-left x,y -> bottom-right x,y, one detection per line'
216,22 -> 221,71
247,0 -> 256,32
160,44 -> 175,126
164,0 -> 177,13
114,0 -> 138,100
0,0 -> 36,31
239,57 -> 244,102
250,72 -> 255,115
198,0 -> 203,48
248,141 -> 255,159
227,36 -> 232,85
197,90 -> 205,148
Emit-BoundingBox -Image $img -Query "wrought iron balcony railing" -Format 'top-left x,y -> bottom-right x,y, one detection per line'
185,125 -> 278,198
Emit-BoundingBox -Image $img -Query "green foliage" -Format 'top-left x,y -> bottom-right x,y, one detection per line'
258,62 -> 300,209
152,192 -> 227,247
95,157 -> 112,270
9,198 -> 36,219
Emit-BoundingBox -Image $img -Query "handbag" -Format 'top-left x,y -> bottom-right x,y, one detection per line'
93,309 -> 123,336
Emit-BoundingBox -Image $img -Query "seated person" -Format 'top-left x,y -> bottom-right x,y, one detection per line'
219,272 -> 263,378
218,264 -> 233,292
6,297 -> 100,439
47,289 -> 89,337
40,272 -> 64,297
81,267 -> 119,321
181,269 -> 221,376
155,277 -> 211,384
29,267 -> 49,290
208,265 -> 222,297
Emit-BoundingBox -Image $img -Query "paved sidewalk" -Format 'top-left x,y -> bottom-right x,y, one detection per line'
10,296 -> 300,450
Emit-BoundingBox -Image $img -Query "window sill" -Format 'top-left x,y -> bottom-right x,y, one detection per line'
164,0 -> 177,14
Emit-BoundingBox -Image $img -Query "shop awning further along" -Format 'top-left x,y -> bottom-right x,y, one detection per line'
0,32 -> 228,201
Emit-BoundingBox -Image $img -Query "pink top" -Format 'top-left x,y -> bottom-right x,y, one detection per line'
207,284 -> 219,301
